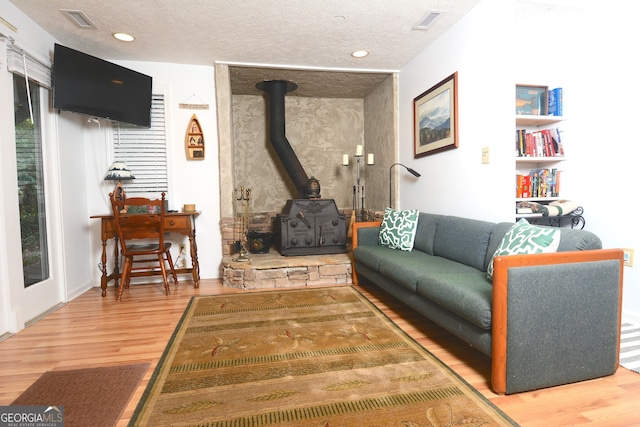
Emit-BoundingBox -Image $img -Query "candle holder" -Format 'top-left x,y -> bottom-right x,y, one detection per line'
343,145 -> 374,222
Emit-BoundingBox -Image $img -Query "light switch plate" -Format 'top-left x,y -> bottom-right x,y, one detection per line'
482,147 -> 490,164
623,248 -> 634,267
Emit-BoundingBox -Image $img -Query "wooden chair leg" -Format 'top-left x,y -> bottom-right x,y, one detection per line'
123,258 -> 131,289
118,257 -> 132,301
165,250 -> 178,284
158,254 -> 170,295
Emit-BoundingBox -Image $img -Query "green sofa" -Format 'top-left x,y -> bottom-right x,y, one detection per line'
351,213 -> 624,394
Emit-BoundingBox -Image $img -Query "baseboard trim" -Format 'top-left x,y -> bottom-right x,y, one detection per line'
25,302 -> 66,328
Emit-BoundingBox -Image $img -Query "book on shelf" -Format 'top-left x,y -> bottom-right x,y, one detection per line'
515,174 -> 531,198
548,87 -> 563,116
515,127 -> 564,158
554,127 -> 565,156
516,168 -> 560,198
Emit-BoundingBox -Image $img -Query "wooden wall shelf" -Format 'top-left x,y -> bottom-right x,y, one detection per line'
186,114 -> 205,160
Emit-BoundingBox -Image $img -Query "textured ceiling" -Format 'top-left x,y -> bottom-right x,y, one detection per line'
8,0 -> 482,97
229,66 -> 392,98
8,0 -> 482,69
7,0 -> 591,98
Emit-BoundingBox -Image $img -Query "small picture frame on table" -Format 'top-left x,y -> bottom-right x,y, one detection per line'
516,85 -> 548,116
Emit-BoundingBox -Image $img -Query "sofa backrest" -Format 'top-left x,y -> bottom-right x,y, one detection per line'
409,213 -> 603,272
555,227 -> 603,251
482,220 -> 604,271
413,212 -> 444,255
432,216 -> 495,271
484,222 -> 517,270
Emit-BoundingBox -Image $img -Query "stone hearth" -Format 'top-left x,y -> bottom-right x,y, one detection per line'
222,249 -> 352,289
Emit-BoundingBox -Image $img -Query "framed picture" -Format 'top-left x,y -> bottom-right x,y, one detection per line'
516,85 -> 548,116
414,72 -> 458,158
189,148 -> 204,159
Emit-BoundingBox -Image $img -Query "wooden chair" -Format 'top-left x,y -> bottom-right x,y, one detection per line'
110,192 -> 178,300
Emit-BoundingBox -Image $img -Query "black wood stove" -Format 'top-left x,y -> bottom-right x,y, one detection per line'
256,80 -> 347,256
279,199 -> 347,256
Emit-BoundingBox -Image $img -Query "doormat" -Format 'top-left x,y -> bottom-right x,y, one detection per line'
12,363 -> 149,427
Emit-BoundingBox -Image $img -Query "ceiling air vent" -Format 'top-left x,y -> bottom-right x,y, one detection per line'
413,10 -> 445,31
60,9 -> 97,29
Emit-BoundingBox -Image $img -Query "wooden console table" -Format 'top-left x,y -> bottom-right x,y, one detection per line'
91,211 -> 201,297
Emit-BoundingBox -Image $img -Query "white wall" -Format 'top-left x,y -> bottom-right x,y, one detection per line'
85,61 -> 222,287
398,0 -> 640,322
565,3 -> 640,322
56,112 -> 92,300
398,0 -> 514,221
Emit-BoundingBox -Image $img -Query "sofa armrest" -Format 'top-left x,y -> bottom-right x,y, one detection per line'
491,248 -> 624,394
351,221 -> 381,285
352,221 -> 382,249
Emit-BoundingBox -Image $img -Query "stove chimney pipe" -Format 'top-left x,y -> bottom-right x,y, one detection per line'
256,80 -> 311,198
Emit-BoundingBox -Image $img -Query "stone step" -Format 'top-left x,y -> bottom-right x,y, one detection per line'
222,249 -> 352,289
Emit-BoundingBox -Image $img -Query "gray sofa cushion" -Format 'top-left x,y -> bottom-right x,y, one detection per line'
416,265 -> 493,330
354,246 -> 456,293
484,222 -> 515,271
433,216 -> 494,271
556,227 -> 602,251
377,251 -> 462,293
413,213 -> 444,255
353,245 -> 387,273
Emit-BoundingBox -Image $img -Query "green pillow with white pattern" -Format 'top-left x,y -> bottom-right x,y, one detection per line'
487,218 -> 561,279
378,208 -> 419,251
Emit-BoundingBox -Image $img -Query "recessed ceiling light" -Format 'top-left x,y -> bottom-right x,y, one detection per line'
351,50 -> 369,58
113,32 -> 135,42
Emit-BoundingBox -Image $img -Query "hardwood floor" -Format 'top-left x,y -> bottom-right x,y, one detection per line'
1,279 -> 639,426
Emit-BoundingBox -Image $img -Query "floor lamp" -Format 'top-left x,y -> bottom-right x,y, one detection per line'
389,163 -> 421,208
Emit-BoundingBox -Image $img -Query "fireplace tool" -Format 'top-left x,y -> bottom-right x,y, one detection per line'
233,186 -> 251,262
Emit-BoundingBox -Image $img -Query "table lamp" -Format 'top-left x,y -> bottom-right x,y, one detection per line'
105,161 -> 135,201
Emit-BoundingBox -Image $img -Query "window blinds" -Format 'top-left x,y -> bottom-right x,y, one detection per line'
113,94 -> 168,194
6,43 -> 51,89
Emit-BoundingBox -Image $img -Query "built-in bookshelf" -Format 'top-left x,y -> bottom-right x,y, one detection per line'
515,88 -> 565,218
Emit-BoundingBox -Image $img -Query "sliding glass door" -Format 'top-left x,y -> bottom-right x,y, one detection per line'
9,72 -> 64,325
14,74 -> 50,287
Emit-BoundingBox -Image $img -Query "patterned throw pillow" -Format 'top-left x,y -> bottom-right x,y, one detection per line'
487,218 -> 561,279
378,208 -> 419,251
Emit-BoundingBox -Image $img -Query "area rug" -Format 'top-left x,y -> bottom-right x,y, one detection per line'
130,286 -> 517,426
12,363 -> 149,427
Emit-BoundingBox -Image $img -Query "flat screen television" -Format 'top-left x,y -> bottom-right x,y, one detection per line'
52,43 -> 152,127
